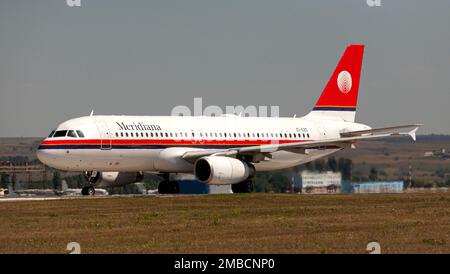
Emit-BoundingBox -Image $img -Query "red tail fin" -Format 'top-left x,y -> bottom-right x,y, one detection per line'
309,44 -> 365,122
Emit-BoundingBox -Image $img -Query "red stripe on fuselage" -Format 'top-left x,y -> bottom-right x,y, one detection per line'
40,138 -> 312,146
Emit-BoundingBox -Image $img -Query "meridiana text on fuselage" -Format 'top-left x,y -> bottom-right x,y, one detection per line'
116,122 -> 162,131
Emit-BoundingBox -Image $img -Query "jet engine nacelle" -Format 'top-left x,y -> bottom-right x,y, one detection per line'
84,171 -> 144,187
194,156 -> 255,185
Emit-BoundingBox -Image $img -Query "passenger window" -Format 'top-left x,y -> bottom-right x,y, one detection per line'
141,132 -> 144,137
155,132 -> 159,137
48,130 -> 55,138
131,133 -> 134,137
307,133 -> 310,138
289,133 -> 292,138
53,130 -> 68,137
146,132 -> 149,137
115,132 -> 119,138
76,130 -> 85,138
121,132 -> 124,137
126,132 -> 129,137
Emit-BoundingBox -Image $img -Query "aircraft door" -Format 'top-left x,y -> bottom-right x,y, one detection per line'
95,121 -> 112,150
315,122 -> 327,140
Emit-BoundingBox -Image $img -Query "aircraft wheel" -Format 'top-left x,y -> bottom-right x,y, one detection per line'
232,180 -> 253,193
158,181 -> 168,194
168,181 -> 180,194
82,186 -> 95,196
158,181 -> 179,194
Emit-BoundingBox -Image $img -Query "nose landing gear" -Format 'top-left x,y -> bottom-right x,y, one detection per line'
81,186 -> 96,196
82,171 -> 99,196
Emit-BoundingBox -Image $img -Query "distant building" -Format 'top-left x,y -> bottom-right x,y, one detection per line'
424,148 -> 450,159
300,171 -> 342,194
352,181 -> 404,193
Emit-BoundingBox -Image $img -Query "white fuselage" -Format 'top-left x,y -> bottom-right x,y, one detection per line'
36,115 -> 370,173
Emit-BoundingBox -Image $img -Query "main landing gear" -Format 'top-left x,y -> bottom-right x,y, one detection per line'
231,180 -> 254,193
157,174 -> 180,194
158,180 -> 180,194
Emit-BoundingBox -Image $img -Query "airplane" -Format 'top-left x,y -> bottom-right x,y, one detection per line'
36,44 -> 421,195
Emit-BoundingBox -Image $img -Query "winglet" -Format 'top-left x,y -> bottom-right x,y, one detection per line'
90,110 -> 94,116
408,127 -> 420,141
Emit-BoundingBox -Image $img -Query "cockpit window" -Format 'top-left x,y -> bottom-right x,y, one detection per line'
76,130 -> 85,138
48,130 -> 55,138
67,130 -> 77,138
53,130 -> 68,137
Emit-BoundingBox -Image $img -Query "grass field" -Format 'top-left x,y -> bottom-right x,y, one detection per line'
0,193 -> 449,254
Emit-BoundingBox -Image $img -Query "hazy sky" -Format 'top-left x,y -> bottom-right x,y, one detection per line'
1,0 -> 449,137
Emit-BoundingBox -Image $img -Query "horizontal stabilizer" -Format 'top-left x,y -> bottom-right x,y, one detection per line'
340,124 -> 423,138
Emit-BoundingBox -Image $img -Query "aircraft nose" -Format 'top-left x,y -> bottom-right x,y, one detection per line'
36,148 -> 52,166
36,141 -> 57,167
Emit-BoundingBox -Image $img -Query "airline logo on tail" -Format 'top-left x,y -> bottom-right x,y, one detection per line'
337,70 -> 352,94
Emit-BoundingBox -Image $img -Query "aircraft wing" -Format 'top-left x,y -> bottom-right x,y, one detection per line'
182,125 -> 421,163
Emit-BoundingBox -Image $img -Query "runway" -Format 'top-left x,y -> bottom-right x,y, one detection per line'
0,193 -> 193,202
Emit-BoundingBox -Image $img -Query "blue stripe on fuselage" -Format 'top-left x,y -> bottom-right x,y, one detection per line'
312,107 -> 356,111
